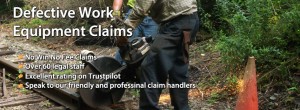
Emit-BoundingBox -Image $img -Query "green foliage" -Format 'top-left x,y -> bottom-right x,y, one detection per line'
207,92 -> 220,104
39,100 -> 53,108
27,18 -> 50,27
20,88 -> 31,94
198,0 -> 300,108
199,1 -> 300,108
287,87 -> 298,92
204,0 -> 300,83
31,36 -> 41,42
0,0 -> 24,14
50,69 -> 73,75
226,75 -> 238,87
10,18 -> 71,28
215,33 -> 254,69
129,89 -> 140,98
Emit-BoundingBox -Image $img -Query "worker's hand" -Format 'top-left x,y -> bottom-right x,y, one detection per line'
112,10 -> 121,18
111,17 -> 127,29
111,10 -> 122,26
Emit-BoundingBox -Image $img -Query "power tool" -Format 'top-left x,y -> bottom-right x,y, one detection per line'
78,21 -> 152,108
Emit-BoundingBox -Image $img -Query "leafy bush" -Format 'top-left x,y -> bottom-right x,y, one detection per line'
0,0 -> 24,14
207,0 -> 300,79
197,0 -> 300,108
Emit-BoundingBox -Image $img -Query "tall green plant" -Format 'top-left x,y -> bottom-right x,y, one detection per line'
211,0 -> 300,89
203,1 -> 300,108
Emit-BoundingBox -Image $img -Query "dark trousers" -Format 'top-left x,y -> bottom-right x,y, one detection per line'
139,12 -> 199,110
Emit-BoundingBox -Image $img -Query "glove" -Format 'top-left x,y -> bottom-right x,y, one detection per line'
112,10 -> 121,17
111,10 -> 121,26
111,17 -> 127,30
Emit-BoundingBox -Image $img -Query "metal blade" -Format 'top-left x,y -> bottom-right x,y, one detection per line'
79,57 -> 125,109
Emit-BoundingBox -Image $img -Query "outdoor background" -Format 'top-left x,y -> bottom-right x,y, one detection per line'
0,0 -> 299,109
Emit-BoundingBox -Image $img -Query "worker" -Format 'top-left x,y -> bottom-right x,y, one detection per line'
124,0 -> 200,109
112,0 -> 158,64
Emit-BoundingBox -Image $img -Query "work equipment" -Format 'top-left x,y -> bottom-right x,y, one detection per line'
79,57 -> 126,108
78,36 -> 151,109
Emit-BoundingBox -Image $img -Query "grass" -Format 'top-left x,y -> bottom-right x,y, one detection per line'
129,89 -> 140,98
20,88 -> 32,94
50,69 -> 73,75
207,92 -> 220,104
31,36 -> 41,42
39,100 -> 53,108
10,18 -> 70,28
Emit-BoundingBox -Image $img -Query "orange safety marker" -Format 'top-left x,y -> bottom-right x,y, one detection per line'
18,54 -> 24,60
18,63 -> 24,69
18,84 -> 24,89
235,57 -> 258,110
18,73 -> 23,79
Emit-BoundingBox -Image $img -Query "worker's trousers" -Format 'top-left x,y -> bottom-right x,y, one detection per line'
139,12 -> 199,110
115,9 -> 158,65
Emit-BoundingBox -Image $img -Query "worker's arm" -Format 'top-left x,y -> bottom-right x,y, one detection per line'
124,0 -> 156,28
112,0 -> 123,17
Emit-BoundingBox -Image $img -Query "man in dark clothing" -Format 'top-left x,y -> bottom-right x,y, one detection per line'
124,0 -> 200,109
